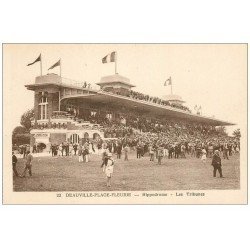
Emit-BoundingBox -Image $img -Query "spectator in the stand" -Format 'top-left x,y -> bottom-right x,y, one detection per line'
83,81 -> 87,88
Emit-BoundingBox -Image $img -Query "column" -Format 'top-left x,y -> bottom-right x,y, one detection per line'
34,92 -> 40,127
41,105 -> 43,120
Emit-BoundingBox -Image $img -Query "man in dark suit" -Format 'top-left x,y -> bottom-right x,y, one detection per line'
116,144 -> 122,159
168,144 -> 174,159
136,144 -> 141,159
21,151 -> 33,177
66,142 -> 70,156
174,144 -> 180,159
73,144 -> 78,155
12,151 -> 19,177
211,150 -> 223,178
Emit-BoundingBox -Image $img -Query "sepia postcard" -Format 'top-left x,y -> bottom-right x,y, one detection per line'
2,43 -> 247,204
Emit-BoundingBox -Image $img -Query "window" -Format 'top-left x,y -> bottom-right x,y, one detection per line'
70,134 -> 79,144
39,96 -> 48,120
77,89 -> 83,94
65,88 -> 71,95
106,113 -> 112,119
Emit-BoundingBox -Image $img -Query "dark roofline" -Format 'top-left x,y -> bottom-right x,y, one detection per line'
25,81 -> 235,126
97,91 -> 235,126
60,91 -> 235,126
25,82 -> 99,92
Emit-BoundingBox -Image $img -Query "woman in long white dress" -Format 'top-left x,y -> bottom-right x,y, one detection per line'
58,144 -> 63,156
201,148 -> 207,163
105,153 -> 115,187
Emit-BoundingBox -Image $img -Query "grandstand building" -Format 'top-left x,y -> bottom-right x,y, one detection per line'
25,73 -> 234,152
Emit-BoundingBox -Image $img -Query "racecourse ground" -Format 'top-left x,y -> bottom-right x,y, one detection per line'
13,152 -> 240,191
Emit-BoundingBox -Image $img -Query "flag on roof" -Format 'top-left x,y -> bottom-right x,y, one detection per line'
102,51 -> 116,63
27,54 -> 41,66
48,59 -> 61,70
164,77 -> 172,86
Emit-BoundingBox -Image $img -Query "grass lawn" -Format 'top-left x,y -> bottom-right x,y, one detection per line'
13,152 -> 240,192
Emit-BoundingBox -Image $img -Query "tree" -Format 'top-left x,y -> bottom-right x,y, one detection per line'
12,109 -> 34,146
12,125 -> 27,135
233,128 -> 241,139
20,108 -> 34,131
12,126 -> 30,145
12,133 -> 30,145
216,126 -> 227,136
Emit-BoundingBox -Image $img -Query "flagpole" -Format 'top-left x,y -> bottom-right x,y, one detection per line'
115,51 -> 117,74
60,59 -> 62,77
170,77 -> 173,95
40,54 -> 42,76
58,90 -> 61,111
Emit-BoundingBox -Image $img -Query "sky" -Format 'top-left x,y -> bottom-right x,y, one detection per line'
3,44 -> 247,135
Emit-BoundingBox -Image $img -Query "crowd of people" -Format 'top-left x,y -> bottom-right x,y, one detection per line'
85,111 -> 228,141
50,141 -> 96,163
13,105 -> 240,187
22,110 -> 241,163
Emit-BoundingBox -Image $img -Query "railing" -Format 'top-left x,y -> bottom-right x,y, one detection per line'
60,77 -> 100,92
32,114 -> 103,131
100,90 -> 192,114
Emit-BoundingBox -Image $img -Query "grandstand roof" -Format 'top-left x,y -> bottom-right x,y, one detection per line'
25,74 -> 235,127
61,91 -> 235,126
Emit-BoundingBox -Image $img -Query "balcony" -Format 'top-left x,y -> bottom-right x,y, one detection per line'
31,111 -> 103,131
